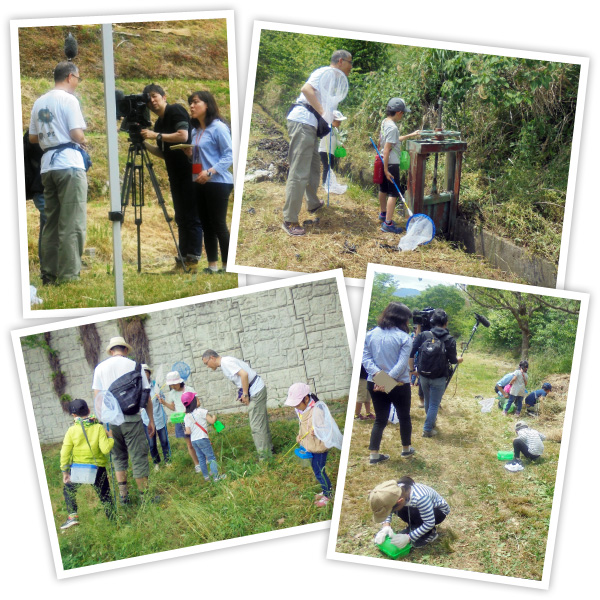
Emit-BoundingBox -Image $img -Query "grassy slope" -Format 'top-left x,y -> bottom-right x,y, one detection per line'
46,403 -> 345,569
236,104 -> 524,282
19,21 -> 236,309
334,352 -> 567,581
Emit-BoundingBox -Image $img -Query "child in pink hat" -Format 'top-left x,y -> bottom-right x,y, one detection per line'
285,383 -> 343,508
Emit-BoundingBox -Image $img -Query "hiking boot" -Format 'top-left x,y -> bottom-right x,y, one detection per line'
422,429 -> 438,438
282,221 -> 306,236
381,221 -> 404,234
369,453 -> 390,465
401,447 -> 416,458
60,515 -> 79,530
308,201 -> 324,214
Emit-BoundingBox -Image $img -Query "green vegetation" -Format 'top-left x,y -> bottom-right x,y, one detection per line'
254,32 -> 579,263
45,404 -> 345,570
19,20 -> 234,308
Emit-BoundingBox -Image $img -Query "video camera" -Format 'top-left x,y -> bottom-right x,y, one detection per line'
115,90 -> 152,144
412,307 -> 435,331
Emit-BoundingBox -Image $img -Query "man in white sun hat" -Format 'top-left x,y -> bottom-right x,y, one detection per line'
92,336 -> 154,505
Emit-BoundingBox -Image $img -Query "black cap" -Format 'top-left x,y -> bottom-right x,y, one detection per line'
68,399 -> 90,417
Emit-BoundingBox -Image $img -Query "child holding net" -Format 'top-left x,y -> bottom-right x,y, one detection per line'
285,383 -> 343,508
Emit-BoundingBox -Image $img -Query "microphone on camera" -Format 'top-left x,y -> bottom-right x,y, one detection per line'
474,313 -> 490,328
64,33 -> 78,61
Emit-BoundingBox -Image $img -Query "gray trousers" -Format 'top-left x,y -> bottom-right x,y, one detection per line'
248,386 -> 272,459
40,168 -> 87,282
283,120 -> 322,223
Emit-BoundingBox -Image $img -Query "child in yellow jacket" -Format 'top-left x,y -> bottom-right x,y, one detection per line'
59,399 -> 115,529
285,383 -> 343,508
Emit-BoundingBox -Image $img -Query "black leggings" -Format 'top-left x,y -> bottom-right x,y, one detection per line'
319,152 -> 336,184
513,437 -> 540,460
193,182 -> 233,264
367,381 -> 412,450
396,506 -> 447,529
63,466 -> 114,519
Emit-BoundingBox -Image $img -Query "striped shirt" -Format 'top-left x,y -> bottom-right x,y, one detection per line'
517,427 -> 545,456
385,483 -> 450,542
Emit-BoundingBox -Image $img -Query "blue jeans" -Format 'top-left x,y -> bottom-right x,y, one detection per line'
143,424 -> 171,464
191,438 -> 219,478
505,394 -> 523,414
310,451 -> 331,497
420,376 -> 446,432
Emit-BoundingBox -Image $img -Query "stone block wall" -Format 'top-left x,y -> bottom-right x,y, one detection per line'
21,279 -> 352,443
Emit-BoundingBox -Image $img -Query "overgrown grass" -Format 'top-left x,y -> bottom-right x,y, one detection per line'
334,352 -> 567,580
44,403 -> 346,570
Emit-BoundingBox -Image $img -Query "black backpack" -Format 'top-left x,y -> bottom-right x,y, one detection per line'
417,331 -> 448,379
107,362 -> 146,415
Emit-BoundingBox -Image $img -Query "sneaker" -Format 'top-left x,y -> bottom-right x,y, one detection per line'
378,211 -> 386,222
369,453 -> 390,465
282,221 -> 306,236
186,254 -> 201,264
412,527 -> 438,547
212,474 -> 227,482
314,495 -> 330,508
154,463 -> 160,472
354,414 -> 366,420
308,201 -> 324,214
401,447 -> 416,458
381,221 -> 404,234
365,413 -> 376,420
314,492 -> 325,499
204,476 -> 210,482
418,401 -> 425,408
202,267 -> 220,275
422,429 -> 438,438
194,465 -> 203,474
119,494 -> 130,505
60,515 -> 79,530
166,462 -> 173,468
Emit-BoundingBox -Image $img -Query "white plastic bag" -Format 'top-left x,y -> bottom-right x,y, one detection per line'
478,398 -> 495,413
398,214 -> 435,251
30,285 -> 43,305
312,401 -> 343,450
323,170 -> 347,194
94,390 -> 125,426
389,405 -> 399,424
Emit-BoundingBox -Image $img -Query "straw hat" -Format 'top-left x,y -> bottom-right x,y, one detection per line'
106,336 -> 132,355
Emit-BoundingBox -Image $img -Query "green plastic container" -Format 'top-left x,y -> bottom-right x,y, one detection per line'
334,146 -> 347,158
399,150 -> 410,171
378,536 -> 411,559
214,420 -> 225,433
497,450 -> 514,460
170,412 -> 185,424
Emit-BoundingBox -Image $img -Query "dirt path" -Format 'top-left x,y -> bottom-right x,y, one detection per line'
235,104 -> 524,282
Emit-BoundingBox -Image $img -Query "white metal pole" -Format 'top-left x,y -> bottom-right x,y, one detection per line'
101,24 -> 125,306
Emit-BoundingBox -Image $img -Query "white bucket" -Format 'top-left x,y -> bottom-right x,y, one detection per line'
70,463 -> 98,484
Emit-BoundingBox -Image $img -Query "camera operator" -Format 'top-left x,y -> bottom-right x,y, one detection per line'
409,309 -> 463,438
140,85 -> 202,266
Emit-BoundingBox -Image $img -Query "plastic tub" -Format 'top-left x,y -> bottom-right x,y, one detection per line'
214,420 -> 225,433
378,536 -> 411,559
170,412 -> 185,424
497,451 -> 514,460
294,446 -> 313,468
70,463 -> 98,484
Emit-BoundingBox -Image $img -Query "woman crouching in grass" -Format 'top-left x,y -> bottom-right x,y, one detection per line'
370,476 -> 450,549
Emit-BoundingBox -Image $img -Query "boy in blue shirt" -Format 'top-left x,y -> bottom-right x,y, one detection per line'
525,383 -> 552,415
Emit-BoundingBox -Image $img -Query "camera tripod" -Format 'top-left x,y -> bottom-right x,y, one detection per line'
120,140 -> 188,272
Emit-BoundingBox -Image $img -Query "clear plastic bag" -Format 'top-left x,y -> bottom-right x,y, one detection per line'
478,398 -> 496,413
94,390 -> 125,426
323,170 -> 347,194
398,214 -> 436,251
312,401 -> 343,450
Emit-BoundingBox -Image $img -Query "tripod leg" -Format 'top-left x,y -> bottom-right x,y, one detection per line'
140,146 -> 188,272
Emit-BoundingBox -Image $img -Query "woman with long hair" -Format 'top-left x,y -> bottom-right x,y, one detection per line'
362,302 -> 415,463
186,91 -> 233,273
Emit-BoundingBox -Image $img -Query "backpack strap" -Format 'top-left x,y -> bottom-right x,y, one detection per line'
79,420 -> 99,466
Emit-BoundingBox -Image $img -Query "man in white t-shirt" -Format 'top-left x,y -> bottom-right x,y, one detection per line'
92,336 -> 154,504
29,61 -> 88,285
282,50 -> 352,237
202,349 -> 273,459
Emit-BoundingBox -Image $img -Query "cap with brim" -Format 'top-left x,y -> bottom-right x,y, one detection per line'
181,391 -> 196,407
165,370 -> 184,386
106,336 -> 132,356
370,480 -> 402,522
68,399 -> 90,417
386,97 -> 410,114
515,421 -> 528,431
285,382 -> 311,406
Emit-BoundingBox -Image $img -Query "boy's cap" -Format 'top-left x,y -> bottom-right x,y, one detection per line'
106,336 -> 132,355
285,382 -> 311,406
370,480 -> 402,522
69,399 -> 90,417
542,382 -> 552,391
515,421 -> 528,431
387,97 -> 410,113
142,364 -> 151,374
181,391 -> 196,407
166,370 -> 184,385
333,110 -> 347,121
